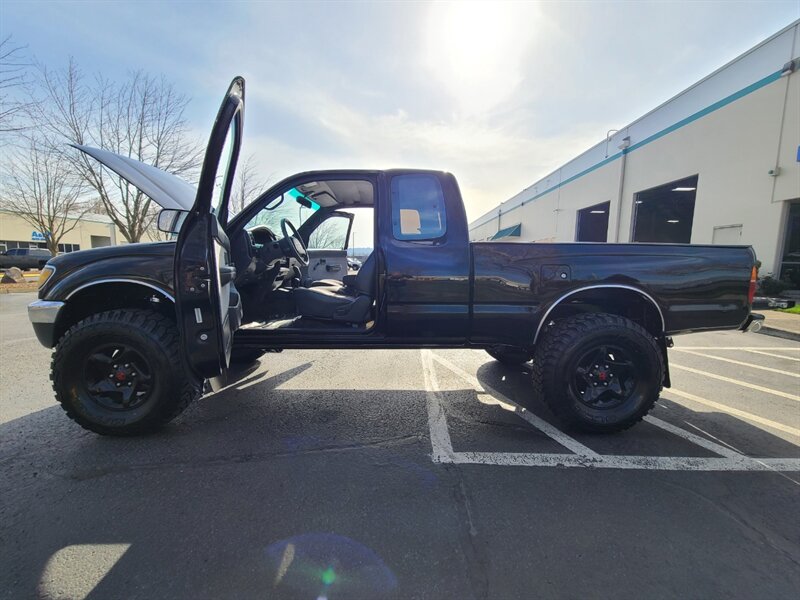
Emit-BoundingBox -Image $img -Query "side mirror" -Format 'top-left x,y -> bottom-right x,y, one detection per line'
157,209 -> 188,234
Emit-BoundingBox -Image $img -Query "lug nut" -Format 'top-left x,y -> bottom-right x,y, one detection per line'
124,363 -> 129,368
115,382 -> 121,387
108,374 -> 114,378
127,382 -> 132,387
131,372 -> 136,377
113,364 -> 118,368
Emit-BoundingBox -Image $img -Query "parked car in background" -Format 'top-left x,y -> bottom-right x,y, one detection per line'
0,248 -> 52,271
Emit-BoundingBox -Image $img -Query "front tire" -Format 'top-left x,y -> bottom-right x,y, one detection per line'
52,309 -> 201,436
532,313 -> 663,433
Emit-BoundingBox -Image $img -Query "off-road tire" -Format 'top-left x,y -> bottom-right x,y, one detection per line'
52,309 -> 201,436
486,346 -> 532,366
532,312 -> 663,433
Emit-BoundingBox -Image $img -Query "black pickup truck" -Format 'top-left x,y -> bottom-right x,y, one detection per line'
29,78 -> 761,436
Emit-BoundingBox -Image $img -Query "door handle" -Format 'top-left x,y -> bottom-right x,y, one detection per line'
219,265 -> 236,285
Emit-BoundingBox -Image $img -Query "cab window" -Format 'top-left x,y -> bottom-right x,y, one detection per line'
391,174 -> 446,241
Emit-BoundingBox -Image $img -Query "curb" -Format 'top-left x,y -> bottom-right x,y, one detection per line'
756,326 -> 800,343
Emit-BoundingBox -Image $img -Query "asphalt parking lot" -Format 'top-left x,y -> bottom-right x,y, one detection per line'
1,291 -> 799,599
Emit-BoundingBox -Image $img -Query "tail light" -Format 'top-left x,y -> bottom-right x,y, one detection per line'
748,265 -> 758,305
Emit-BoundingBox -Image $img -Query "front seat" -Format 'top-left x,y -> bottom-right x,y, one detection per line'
293,253 -> 376,323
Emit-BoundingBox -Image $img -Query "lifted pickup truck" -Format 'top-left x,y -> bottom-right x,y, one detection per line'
29,78 -> 761,436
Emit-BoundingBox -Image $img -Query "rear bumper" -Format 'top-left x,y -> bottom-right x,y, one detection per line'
28,300 -> 64,347
740,312 -> 765,333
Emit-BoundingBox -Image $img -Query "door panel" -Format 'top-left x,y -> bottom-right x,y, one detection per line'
306,250 -> 349,283
302,211 -> 355,284
174,77 -> 244,383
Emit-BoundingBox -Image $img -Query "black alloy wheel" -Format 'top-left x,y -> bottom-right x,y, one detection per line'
52,309 -> 201,436
82,343 -> 154,411
532,312 -> 664,433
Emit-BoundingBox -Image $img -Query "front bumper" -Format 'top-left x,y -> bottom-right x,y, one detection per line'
28,300 -> 65,347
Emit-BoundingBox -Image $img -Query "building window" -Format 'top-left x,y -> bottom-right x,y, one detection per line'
576,201 -> 610,242
391,174 -> 447,241
632,175 -> 698,243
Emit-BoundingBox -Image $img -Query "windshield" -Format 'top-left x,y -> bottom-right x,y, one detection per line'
246,187 -> 320,232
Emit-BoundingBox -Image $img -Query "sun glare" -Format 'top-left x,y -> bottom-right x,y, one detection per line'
424,1 -> 538,115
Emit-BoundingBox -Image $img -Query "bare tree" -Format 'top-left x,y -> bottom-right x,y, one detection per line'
308,217 -> 349,249
230,154 -> 271,216
0,36 -> 31,136
1,136 -> 87,256
33,60 -> 203,242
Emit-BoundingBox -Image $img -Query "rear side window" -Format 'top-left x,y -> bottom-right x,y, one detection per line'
391,174 -> 446,241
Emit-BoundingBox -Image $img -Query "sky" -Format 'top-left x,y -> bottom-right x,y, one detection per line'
3,0 -> 799,235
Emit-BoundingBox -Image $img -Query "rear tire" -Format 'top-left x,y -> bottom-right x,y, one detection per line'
485,346 -> 532,366
51,309 -> 201,436
531,313 -> 663,433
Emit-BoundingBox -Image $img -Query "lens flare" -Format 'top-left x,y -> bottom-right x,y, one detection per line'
265,533 -> 397,598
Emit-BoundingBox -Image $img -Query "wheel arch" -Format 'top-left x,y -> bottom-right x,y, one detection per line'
534,285 -> 666,343
54,280 -> 175,345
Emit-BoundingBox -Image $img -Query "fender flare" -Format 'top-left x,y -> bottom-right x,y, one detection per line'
532,284 -> 666,345
64,278 -> 175,302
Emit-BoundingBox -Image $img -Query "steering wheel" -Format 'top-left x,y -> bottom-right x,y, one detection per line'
280,218 -> 309,266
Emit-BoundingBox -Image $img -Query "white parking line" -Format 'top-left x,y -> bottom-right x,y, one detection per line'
663,388 -> 800,438
426,351 -> 599,457
744,349 -> 800,362
420,349 -> 456,462
422,349 -> 800,472
672,349 -> 800,378
670,363 -> 800,402
643,415 -> 743,458
675,346 -> 800,351
448,452 -> 800,471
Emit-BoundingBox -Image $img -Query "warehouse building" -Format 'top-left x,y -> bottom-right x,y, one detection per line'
469,20 -> 800,286
0,210 -> 119,254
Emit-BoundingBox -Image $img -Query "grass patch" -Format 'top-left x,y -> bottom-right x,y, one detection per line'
778,305 -> 800,314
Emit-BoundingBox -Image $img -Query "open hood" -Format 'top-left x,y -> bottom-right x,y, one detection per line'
71,144 -> 197,211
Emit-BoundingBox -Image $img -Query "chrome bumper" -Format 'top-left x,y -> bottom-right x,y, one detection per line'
28,299 -> 65,324
28,300 -> 65,347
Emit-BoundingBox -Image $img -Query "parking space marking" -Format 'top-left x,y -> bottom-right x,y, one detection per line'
676,346 -> 800,351
420,349 -> 456,462
672,349 -> 800,378
671,363 -> 800,402
421,350 -> 800,472
744,349 -> 800,362
643,415 -> 743,458
426,351 -> 600,457
664,388 -> 800,438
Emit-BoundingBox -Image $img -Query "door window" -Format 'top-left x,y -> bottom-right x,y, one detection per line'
309,214 -> 351,250
211,120 -> 239,222
391,175 -> 446,241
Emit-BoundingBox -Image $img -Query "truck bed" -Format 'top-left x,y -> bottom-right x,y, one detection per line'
470,242 -> 755,346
